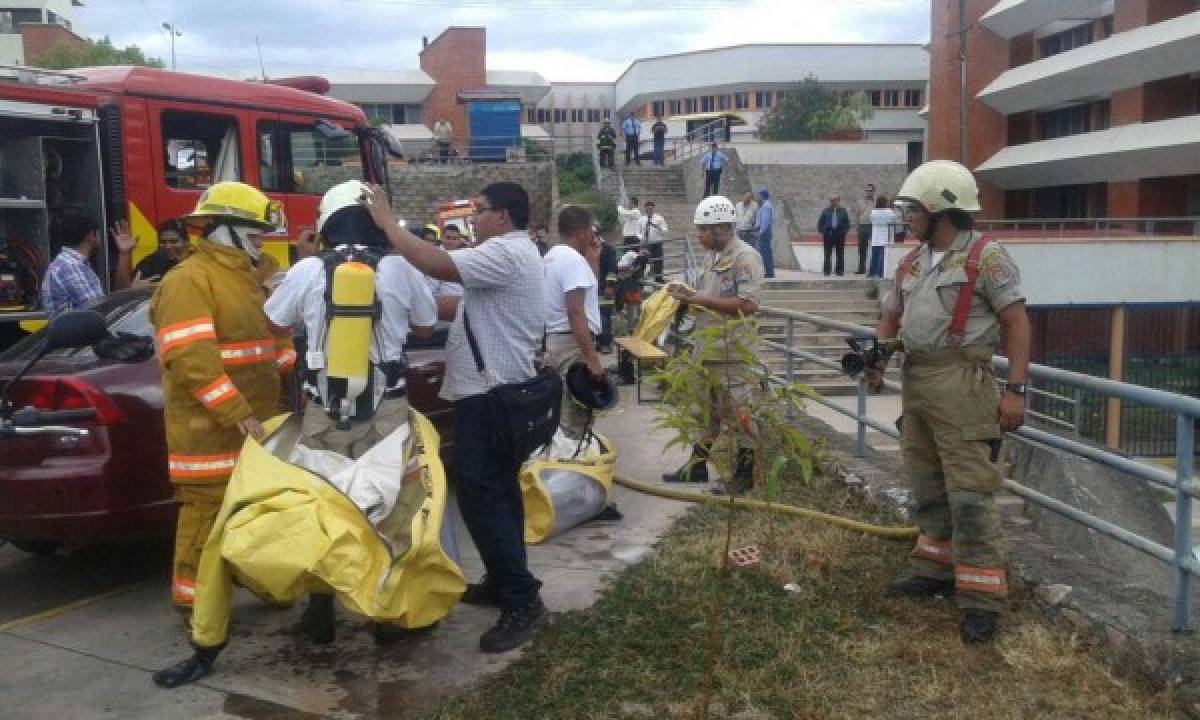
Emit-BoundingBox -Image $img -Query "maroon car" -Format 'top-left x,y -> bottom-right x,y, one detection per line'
0,289 -> 451,555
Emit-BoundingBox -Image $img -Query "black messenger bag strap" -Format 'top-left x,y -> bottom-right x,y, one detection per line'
463,309 -> 487,376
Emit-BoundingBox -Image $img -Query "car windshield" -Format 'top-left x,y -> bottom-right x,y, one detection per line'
0,290 -> 154,362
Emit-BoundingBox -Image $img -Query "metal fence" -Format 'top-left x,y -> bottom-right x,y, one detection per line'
977,217 -> 1200,240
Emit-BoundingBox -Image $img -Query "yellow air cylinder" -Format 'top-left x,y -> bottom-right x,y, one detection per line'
325,261 -> 376,416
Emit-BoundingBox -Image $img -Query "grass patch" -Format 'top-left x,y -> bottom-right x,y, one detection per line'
426,475 -> 1178,720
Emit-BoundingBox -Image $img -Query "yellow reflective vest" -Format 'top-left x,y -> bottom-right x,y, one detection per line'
150,242 -> 294,485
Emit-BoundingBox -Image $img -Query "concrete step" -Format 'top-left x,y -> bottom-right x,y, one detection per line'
760,288 -> 876,303
763,278 -> 876,291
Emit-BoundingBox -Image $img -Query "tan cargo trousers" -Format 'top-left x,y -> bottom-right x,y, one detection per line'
900,347 -> 1009,612
544,333 -> 590,438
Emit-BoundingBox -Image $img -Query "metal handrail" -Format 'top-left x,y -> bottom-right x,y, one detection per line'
665,117 -> 732,164
976,216 -> 1200,240
752,291 -> 1200,631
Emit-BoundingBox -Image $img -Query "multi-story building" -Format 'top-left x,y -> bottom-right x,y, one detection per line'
0,0 -> 84,66
929,0 -> 1200,220
532,43 -> 929,160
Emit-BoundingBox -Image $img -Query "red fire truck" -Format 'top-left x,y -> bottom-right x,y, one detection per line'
0,64 -> 395,339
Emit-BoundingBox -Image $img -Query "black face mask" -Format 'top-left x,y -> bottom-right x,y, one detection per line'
322,206 -> 388,249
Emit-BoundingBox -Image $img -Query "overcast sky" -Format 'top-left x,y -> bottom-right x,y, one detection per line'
82,0 -> 930,82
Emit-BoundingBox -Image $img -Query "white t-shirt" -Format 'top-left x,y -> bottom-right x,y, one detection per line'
424,274 -> 463,297
543,244 -> 601,334
870,208 -> 899,247
264,252 -> 437,393
440,230 -> 546,402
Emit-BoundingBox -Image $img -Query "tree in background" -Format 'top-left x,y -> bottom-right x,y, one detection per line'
758,75 -> 872,142
32,36 -> 163,70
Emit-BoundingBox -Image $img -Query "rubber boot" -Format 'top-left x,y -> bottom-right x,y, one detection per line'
961,608 -> 1000,643
885,575 -> 955,598
298,593 -> 336,645
663,444 -> 710,483
711,448 -> 754,496
153,644 -> 224,688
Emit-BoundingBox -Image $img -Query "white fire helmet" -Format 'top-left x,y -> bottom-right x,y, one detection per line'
693,195 -> 736,226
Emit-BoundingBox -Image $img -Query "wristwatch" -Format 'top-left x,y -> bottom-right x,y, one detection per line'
1005,383 -> 1027,397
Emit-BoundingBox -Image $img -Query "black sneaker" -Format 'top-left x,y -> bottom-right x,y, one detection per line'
373,620 -> 439,646
461,577 -> 502,608
885,575 -> 955,598
479,600 -> 548,653
961,609 -> 1000,643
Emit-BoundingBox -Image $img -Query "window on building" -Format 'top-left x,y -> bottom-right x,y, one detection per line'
755,91 -> 773,108
734,92 -> 749,110
883,90 -> 900,108
1033,185 -> 1092,218
1039,23 -> 1094,58
1037,104 -> 1092,140
699,96 -> 713,113
718,94 -> 731,111
525,108 -> 535,123
1101,15 -> 1114,39
651,100 -> 665,117
162,111 -> 240,189
536,108 -> 549,123
4,8 -> 41,27
257,120 -> 361,196
867,90 -> 882,108
570,108 -> 584,123
685,97 -> 698,113
587,108 -> 601,123
1095,99 -> 1111,131
668,99 -> 682,115
904,89 -> 923,108
553,109 -> 567,123
603,108 -> 611,120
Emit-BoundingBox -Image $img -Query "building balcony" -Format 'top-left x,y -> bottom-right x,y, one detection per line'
977,11 -> 1200,114
975,115 -> 1200,188
980,0 -> 1110,40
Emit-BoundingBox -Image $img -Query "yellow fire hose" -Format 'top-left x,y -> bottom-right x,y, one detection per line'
613,474 -> 918,540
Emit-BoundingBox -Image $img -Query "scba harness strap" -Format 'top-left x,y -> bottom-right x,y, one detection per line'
894,234 -> 991,347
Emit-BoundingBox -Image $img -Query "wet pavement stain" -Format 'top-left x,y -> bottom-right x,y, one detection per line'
223,692 -> 328,719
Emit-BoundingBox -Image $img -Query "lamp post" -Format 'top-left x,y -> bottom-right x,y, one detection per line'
161,22 -> 182,71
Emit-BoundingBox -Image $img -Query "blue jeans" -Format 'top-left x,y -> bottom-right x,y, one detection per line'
868,246 -> 885,278
757,229 -> 775,278
453,394 -> 542,610
652,137 -> 665,165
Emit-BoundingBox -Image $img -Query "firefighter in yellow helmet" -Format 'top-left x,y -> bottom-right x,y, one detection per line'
150,182 -> 295,611
867,160 -> 1030,643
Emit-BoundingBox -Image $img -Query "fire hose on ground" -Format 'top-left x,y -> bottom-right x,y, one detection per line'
612,474 -> 919,540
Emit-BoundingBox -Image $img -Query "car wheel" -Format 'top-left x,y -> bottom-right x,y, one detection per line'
10,540 -> 61,557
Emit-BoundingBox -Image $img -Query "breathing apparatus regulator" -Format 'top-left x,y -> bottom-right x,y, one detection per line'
310,180 -> 402,430
182,181 -> 284,264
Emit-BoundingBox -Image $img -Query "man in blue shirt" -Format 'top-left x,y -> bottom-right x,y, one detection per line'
621,115 -> 642,166
701,142 -> 728,197
755,188 -> 776,279
41,214 -> 137,318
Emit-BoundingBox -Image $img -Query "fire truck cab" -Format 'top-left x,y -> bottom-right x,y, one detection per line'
0,64 -> 393,338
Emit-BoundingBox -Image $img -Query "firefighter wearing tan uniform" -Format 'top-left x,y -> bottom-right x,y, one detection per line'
867,160 -> 1031,644
150,182 -> 292,608
664,195 -> 765,496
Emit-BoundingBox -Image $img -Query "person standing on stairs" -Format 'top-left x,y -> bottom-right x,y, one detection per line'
854,183 -> 876,275
617,195 -> 643,254
817,193 -> 850,276
597,120 -> 617,169
638,200 -> 668,283
755,188 -> 775,279
621,115 -> 642,166
651,116 -> 668,166
700,142 -> 728,198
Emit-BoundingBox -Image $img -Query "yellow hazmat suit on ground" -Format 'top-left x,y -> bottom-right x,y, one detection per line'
190,411 -> 464,648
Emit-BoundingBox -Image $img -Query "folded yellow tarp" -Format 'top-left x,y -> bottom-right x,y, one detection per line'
191,411 -> 464,648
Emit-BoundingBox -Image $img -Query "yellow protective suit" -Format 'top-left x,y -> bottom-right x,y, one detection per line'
521,431 -> 616,544
190,411 -> 464,649
632,287 -> 682,345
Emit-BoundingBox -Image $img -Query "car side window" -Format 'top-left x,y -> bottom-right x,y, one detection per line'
162,111 -> 241,189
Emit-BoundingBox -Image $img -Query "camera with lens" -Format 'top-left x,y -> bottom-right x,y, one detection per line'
840,337 -> 894,378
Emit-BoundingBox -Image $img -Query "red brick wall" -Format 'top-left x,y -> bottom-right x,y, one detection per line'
1114,0 -> 1194,31
419,27 -> 487,146
928,0 -> 1010,218
1008,33 -> 1034,67
21,24 -> 85,64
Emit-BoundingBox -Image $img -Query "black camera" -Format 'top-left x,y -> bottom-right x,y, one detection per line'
840,337 -> 893,378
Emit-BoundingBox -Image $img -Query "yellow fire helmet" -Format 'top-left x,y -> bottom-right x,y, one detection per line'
183,181 -> 285,231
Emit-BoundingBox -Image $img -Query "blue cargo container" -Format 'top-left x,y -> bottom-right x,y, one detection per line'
467,98 -> 521,162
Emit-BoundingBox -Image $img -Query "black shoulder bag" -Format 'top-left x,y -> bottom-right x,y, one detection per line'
463,310 -> 562,461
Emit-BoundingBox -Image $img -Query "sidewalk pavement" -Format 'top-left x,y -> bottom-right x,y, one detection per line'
0,387 -> 695,720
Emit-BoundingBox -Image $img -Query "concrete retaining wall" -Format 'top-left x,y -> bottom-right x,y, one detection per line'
385,161 -> 557,228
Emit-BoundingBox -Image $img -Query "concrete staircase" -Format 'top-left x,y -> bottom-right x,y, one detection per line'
612,164 -> 692,279
757,276 -> 898,396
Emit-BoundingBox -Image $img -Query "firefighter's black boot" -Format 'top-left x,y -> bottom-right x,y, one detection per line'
153,644 -> 224,688
711,448 -> 754,496
885,575 -> 955,598
298,593 -> 336,645
663,444 -> 710,483
961,608 -> 1000,643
